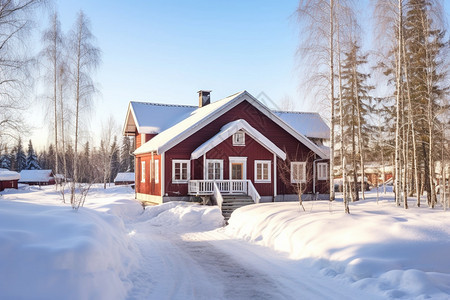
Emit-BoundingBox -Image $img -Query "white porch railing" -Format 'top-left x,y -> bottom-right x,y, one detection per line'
189,180 -> 261,204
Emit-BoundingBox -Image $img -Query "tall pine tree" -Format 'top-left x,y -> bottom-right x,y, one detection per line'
15,138 -> 26,172
338,41 -> 374,201
26,140 -> 41,170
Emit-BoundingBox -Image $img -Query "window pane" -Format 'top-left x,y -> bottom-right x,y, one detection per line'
263,164 -> 268,180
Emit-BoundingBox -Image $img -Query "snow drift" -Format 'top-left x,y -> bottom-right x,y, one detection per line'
225,195 -> 450,299
0,186 -> 139,300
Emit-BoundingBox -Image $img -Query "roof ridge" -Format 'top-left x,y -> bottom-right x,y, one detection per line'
131,101 -> 197,108
273,110 -> 320,115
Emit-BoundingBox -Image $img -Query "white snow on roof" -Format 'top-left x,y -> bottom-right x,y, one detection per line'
19,170 -> 53,183
191,119 -> 286,160
125,102 -> 196,135
0,170 -> 20,181
132,91 -> 329,159
114,172 -> 135,183
134,91 -> 245,155
274,111 -> 330,140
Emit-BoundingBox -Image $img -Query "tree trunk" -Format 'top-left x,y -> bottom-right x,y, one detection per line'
394,0 -> 403,207
353,61 -> 365,201
329,0 -> 336,202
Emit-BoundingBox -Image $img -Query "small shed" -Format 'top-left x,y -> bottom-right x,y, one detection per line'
0,169 -> 20,191
114,172 -> 135,185
19,170 -> 55,186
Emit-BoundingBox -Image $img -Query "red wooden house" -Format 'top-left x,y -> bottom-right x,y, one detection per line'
123,91 -> 330,205
0,169 -> 20,191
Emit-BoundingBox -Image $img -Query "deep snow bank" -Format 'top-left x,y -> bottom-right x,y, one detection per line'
225,199 -> 450,299
141,201 -> 225,231
0,186 -> 139,300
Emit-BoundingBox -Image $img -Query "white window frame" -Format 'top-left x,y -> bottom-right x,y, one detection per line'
317,162 -> 327,181
232,131 -> 245,146
205,159 -> 223,180
141,161 -> 146,183
254,160 -> 271,183
172,159 -> 190,183
291,162 -> 306,183
155,159 -> 159,184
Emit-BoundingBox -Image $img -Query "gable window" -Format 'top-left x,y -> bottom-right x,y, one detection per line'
291,162 -> 306,183
255,160 -> 271,183
141,161 -> 146,183
233,131 -> 245,146
317,163 -> 327,180
155,159 -> 159,183
172,160 -> 190,183
206,159 -> 223,180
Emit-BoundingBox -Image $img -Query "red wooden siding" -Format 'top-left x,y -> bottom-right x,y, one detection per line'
0,179 -> 18,191
136,153 -> 161,196
164,100 -> 329,197
135,133 -> 156,149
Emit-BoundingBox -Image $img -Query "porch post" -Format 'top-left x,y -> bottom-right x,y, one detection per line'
203,154 -> 206,179
274,153 -> 277,198
161,152 -> 165,197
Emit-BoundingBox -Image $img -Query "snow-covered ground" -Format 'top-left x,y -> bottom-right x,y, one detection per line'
0,184 -> 449,299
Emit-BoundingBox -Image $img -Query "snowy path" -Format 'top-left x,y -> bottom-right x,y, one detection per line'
125,218 -> 382,300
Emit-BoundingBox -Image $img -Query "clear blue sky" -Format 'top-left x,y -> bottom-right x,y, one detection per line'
30,0 -> 303,149
29,0 -> 449,150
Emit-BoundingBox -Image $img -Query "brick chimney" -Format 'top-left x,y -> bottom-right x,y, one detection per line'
198,90 -> 211,108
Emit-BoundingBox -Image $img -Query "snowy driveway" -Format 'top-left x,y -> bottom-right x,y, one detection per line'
124,203 -> 381,300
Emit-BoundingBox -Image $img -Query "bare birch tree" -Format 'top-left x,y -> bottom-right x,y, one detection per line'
41,12 -> 63,179
0,0 -> 44,142
67,11 -> 100,206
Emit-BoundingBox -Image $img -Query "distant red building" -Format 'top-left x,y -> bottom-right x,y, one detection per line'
0,169 -> 20,191
19,170 -> 55,186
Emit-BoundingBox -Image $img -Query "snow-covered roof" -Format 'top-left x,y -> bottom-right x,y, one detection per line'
132,91 -> 329,159
191,119 -> 286,160
114,172 -> 135,182
123,102 -> 196,135
134,91 -> 244,155
123,95 -> 330,141
0,170 -> 20,181
274,111 -> 330,140
19,170 -> 53,183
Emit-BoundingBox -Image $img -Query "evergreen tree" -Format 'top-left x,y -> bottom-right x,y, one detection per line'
15,138 -> 26,172
110,136 -> 120,182
338,41 -> 374,201
26,140 -> 41,170
65,144 -> 74,179
0,146 -> 11,170
404,0 -> 448,207
79,141 -> 92,182
38,149 -> 48,170
47,144 -> 56,172
120,136 -> 132,172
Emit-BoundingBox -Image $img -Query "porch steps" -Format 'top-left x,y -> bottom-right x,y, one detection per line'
221,195 -> 254,221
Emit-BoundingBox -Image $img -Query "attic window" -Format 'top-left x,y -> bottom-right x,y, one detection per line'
233,131 -> 245,146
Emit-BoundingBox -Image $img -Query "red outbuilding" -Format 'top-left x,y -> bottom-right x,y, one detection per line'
0,169 -> 20,191
123,90 -> 330,205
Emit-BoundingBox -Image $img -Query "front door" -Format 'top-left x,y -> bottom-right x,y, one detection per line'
229,157 -> 247,180
231,163 -> 243,180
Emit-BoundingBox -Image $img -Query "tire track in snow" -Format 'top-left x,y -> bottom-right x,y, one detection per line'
125,221 -> 287,300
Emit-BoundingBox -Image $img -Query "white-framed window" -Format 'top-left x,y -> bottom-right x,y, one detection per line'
206,159 -> 223,180
317,162 -> 328,180
291,162 -> 306,183
233,131 -> 245,146
141,161 -> 146,183
172,159 -> 190,183
155,159 -> 159,183
255,160 -> 271,183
